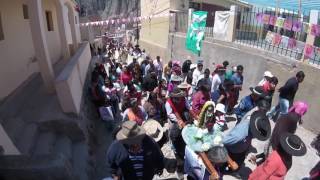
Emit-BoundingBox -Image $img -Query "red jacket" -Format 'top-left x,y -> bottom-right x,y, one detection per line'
249,150 -> 288,180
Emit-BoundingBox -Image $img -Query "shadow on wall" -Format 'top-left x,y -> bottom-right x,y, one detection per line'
167,33 -> 320,133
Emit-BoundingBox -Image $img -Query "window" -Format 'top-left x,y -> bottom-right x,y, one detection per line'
23,4 -> 29,19
45,11 -> 54,31
0,12 -> 4,40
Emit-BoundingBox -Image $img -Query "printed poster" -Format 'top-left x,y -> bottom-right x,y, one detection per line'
256,13 -> 263,23
292,21 -> 302,32
311,24 -> 320,36
284,19 -> 293,30
288,38 -> 297,49
265,31 -> 274,44
304,44 -> 315,59
275,17 -> 285,27
262,14 -> 270,24
280,36 -> 289,48
302,22 -> 310,34
272,33 -> 282,46
269,16 -> 277,26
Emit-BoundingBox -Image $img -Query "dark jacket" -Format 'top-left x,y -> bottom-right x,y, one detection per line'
106,136 -> 164,180
142,74 -> 158,91
279,77 -> 299,102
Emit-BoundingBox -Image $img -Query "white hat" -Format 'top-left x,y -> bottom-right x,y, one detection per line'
264,71 -> 273,78
190,64 -> 197,70
142,119 -> 164,142
215,103 -> 226,114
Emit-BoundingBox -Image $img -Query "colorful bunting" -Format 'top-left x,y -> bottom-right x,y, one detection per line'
284,19 -> 293,30
311,24 -> 320,36
305,44 -> 315,59
288,38 -> 297,49
262,14 -> 270,24
275,17 -> 285,28
272,33 -> 282,46
269,16 -> 277,26
292,21 -> 302,32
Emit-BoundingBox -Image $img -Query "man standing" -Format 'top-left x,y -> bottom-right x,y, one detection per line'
211,65 -> 226,102
197,68 -> 212,89
267,71 -> 305,118
105,121 -> 164,180
153,56 -> 163,80
192,60 -> 204,91
231,65 -> 244,104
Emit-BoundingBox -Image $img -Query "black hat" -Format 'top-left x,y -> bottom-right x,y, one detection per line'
280,133 -> 307,156
250,86 -> 265,97
249,111 -> 271,141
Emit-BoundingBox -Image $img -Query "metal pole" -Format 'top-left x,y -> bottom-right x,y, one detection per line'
136,0 -> 139,44
298,0 -> 302,17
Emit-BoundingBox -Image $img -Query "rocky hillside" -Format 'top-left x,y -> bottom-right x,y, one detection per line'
78,0 -> 140,19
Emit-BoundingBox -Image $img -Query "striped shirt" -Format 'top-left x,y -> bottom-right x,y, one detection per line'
128,149 -> 144,179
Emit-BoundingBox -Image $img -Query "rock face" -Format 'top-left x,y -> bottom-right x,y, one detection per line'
78,0 -> 140,19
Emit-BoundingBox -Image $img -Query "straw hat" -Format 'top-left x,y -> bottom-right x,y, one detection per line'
116,121 -> 146,145
169,87 -> 186,98
263,71 -> 273,78
178,82 -> 191,89
215,103 -> 226,114
142,119 -> 164,142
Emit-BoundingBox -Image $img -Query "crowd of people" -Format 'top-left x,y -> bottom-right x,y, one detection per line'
90,40 -> 319,180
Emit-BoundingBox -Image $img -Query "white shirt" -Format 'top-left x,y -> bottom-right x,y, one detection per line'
153,59 -> 163,72
192,68 -> 203,86
211,74 -> 224,93
165,98 -> 190,123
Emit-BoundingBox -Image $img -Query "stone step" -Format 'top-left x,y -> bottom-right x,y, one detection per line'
72,142 -> 89,180
53,136 -> 73,161
16,123 -> 38,155
33,132 -> 56,155
2,117 -> 26,143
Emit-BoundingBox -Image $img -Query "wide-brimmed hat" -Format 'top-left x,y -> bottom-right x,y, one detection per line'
207,146 -> 229,164
280,133 -> 307,156
178,82 -> 191,89
249,111 -> 271,141
142,119 -> 164,142
116,121 -> 146,145
215,103 -> 226,114
264,71 -> 273,78
190,63 -> 197,70
171,75 -> 183,82
169,87 -> 186,98
249,86 -> 265,97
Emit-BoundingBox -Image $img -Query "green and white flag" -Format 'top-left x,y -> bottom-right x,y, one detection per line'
186,11 -> 208,55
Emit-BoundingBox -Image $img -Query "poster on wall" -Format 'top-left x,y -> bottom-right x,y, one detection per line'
186,11 -> 208,55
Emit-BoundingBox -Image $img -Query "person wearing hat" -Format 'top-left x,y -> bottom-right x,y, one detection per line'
249,112 -> 303,165
234,86 -> 265,124
214,103 -> 226,130
192,60 -> 204,91
167,74 -> 182,94
105,121 -> 164,180
211,65 -> 226,103
142,119 -> 164,145
192,84 -> 211,116
123,98 -> 148,126
258,71 -> 274,86
165,87 -> 194,173
249,133 -> 306,180
223,102 -> 271,168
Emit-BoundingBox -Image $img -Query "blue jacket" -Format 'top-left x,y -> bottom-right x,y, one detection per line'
106,136 -> 164,180
234,95 -> 256,120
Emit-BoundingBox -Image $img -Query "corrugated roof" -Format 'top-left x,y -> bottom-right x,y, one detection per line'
241,0 -> 320,13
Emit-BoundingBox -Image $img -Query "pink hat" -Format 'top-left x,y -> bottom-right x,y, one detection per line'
289,101 -> 308,117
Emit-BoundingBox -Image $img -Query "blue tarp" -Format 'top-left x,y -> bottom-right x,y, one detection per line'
242,0 -> 320,13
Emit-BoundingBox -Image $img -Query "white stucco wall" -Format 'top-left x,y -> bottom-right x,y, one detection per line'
43,0 -> 62,65
0,0 -> 38,100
